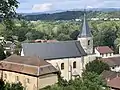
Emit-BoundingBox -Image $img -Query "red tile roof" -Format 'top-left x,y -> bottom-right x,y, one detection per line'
96,46 -> 114,54
107,77 -> 120,89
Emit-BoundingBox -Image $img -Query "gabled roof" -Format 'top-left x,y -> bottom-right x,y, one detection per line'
107,77 -> 120,89
78,13 -> 92,38
101,70 -> 120,80
101,70 -> 120,89
96,46 -> 114,54
0,55 -> 58,77
22,41 -> 87,60
102,57 -> 120,66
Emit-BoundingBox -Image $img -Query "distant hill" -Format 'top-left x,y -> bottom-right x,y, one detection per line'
24,11 -> 98,21
23,8 -> 120,21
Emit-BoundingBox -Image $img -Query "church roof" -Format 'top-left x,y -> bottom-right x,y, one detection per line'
78,13 -> 92,38
22,41 -> 87,60
0,55 -> 58,77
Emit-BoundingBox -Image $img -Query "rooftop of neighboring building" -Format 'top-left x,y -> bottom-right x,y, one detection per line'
0,55 -> 58,77
101,70 -> 120,80
107,76 -> 120,89
101,57 -> 120,66
33,39 -> 58,43
95,46 -> 114,54
101,70 -> 120,89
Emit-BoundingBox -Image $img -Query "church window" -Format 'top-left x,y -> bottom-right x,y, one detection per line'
15,76 -> 19,82
27,78 -> 30,83
4,74 -> 7,79
73,61 -> 76,68
61,63 -> 64,70
88,40 -> 90,45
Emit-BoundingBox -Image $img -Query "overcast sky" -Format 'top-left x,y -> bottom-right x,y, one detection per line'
17,0 -> 120,13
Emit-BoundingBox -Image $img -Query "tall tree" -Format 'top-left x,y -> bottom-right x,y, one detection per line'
0,0 -> 19,39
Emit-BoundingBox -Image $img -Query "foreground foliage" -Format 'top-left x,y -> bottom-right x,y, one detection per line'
85,60 -> 110,75
41,72 -> 109,90
0,79 -> 24,90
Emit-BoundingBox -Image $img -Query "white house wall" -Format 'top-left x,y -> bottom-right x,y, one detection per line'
110,66 -> 120,72
95,48 -> 114,58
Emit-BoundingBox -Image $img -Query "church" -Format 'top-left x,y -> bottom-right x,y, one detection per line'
21,13 -> 96,81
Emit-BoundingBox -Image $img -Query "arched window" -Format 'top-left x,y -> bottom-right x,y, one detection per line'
61,63 -> 64,70
88,40 -> 90,45
73,61 -> 76,68
15,76 -> 19,83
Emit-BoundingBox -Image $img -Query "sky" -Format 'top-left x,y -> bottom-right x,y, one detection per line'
17,0 -> 120,13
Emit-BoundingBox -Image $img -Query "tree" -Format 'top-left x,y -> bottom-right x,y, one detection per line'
57,33 -> 71,41
0,79 -> 24,90
0,0 -> 19,40
85,60 -> 110,75
41,72 -> 109,90
0,45 -> 6,60
70,30 -> 79,40
6,51 -> 11,57
82,72 -> 109,90
0,0 -> 19,19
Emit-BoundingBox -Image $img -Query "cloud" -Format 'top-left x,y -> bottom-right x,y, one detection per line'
86,6 -> 93,8
18,0 -> 120,13
32,3 -> 52,12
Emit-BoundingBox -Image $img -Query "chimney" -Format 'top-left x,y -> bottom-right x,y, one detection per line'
116,73 -> 119,78
106,78 -> 110,82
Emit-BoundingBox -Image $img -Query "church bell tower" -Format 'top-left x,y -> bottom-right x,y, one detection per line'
77,12 -> 93,54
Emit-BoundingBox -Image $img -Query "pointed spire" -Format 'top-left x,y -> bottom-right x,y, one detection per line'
78,10 -> 92,38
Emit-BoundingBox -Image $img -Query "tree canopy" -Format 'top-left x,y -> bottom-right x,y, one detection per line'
41,72 -> 109,90
0,79 -> 24,90
0,0 -> 19,19
84,60 -> 110,75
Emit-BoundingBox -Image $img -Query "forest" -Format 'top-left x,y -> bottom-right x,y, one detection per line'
24,10 -> 120,21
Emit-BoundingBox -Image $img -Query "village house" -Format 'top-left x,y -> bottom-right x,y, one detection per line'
102,57 -> 120,72
21,13 -> 96,81
95,46 -> 114,58
3,41 -> 16,54
0,55 -> 58,90
101,70 -> 120,90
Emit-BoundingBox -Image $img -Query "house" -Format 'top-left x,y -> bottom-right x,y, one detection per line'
101,70 -> 120,90
102,57 -> 120,72
3,41 -> 16,54
0,55 -> 58,90
21,13 -> 96,81
33,39 -> 58,43
0,37 -> 5,43
95,46 -> 114,58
